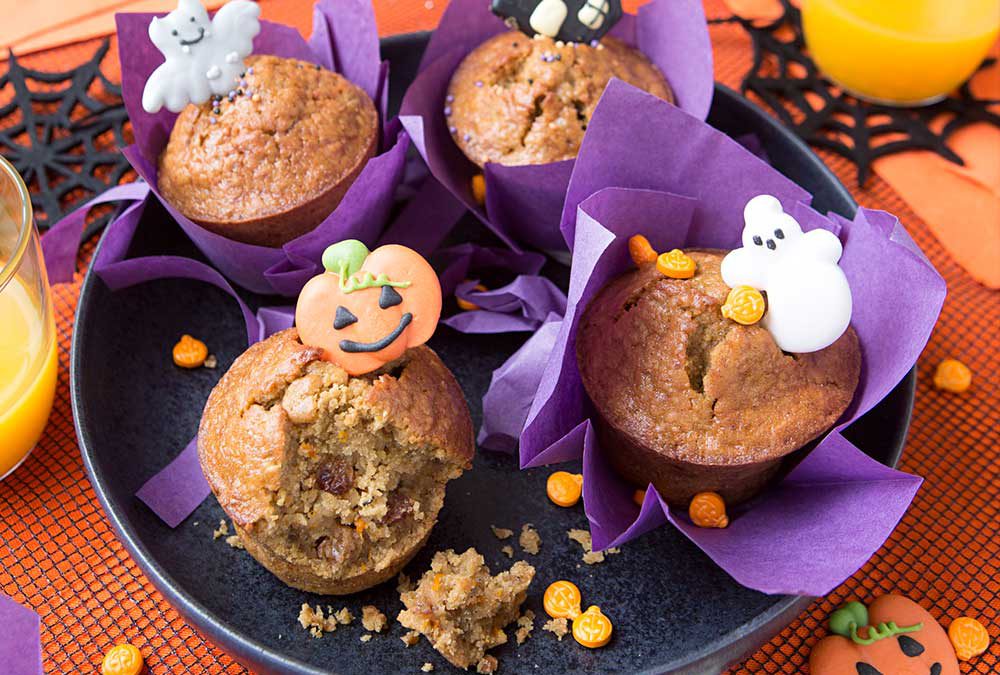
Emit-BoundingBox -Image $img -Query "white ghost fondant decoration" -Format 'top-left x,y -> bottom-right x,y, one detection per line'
141,0 -> 261,114
721,195 -> 852,353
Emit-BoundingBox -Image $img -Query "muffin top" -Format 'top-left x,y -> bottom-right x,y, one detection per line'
576,250 -> 860,466
158,55 -> 378,225
447,32 -> 673,167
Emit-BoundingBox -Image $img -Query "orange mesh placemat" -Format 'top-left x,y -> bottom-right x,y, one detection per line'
0,1 -> 997,673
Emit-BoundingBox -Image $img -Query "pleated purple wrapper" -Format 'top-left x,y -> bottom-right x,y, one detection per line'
399,0 -> 713,253
481,81 -> 947,596
42,0 -> 409,297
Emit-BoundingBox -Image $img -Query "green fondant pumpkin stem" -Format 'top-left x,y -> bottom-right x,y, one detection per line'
849,621 -> 923,646
321,240 -> 413,293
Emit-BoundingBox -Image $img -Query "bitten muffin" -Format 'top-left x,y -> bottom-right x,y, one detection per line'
398,548 -> 535,669
198,328 -> 474,595
447,32 -> 673,167
159,55 -> 378,247
576,249 -> 860,506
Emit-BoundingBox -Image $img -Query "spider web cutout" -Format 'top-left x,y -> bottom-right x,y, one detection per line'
725,0 -> 1000,185
0,39 -> 131,233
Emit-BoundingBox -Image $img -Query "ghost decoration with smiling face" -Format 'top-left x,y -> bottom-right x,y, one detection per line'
142,0 -> 261,114
720,195 -> 853,353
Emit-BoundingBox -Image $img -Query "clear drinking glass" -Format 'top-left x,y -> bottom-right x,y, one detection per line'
0,156 -> 58,479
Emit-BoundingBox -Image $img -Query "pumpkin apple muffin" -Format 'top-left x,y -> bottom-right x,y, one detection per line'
198,328 -> 473,595
447,32 -> 673,167
398,548 -> 535,669
158,54 -> 378,247
576,249 -> 860,507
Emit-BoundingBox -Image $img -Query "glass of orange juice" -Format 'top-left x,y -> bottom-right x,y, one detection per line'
802,0 -> 1000,106
0,156 -> 58,480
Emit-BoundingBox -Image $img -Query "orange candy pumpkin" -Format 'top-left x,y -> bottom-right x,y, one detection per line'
296,241 -> 442,376
572,605 -> 613,648
689,491 -> 729,528
471,174 -> 487,206
933,358 -> 972,393
628,235 -> 658,266
101,643 -> 144,675
948,616 -> 989,661
543,580 -> 582,620
456,283 -> 487,312
546,471 -> 583,507
172,335 -> 208,369
721,285 -> 766,325
656,249 -> 696,279
810,595 -> 959,675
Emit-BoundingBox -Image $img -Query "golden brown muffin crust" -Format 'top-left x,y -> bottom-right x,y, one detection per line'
447,32 -> 673,167
158,55 -> 378,242
576,250 -> 860,502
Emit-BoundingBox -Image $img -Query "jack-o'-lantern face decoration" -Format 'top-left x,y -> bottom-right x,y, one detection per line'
810,595 -> 959,675
296,240 -> 442,375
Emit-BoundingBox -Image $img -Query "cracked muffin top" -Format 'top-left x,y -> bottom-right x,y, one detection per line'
446,32 -> 673,167
576,249 -> 860,466
159,55 -> 377,230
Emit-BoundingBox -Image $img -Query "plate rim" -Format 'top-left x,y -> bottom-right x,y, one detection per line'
70,31 -> 915,675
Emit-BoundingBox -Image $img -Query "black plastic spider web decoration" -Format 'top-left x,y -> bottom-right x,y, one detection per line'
0,39 -> 130,233
724,0 -> 1000,185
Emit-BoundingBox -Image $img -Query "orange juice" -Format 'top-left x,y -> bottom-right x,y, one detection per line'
802,0 -> 1000,105
0,273 -> 58,478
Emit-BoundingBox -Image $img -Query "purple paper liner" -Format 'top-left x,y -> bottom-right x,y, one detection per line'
0,595 -> 42,675
400,0 -> 712,254
484,82 -> 946,595
43,0 -> 412,297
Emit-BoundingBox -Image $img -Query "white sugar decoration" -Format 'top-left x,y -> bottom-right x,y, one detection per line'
721,195 -> 852,353
529,0 -> 569,38
142,0 -> 261,114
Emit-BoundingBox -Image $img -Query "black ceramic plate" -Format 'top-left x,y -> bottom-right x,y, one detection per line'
72,33 -> 914,675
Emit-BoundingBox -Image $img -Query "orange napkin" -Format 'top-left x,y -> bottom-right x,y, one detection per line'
0,0 -> 225,56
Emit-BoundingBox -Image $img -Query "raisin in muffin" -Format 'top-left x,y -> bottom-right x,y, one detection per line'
447,32 -> 673,167
398,548 -> 534,669
576,249 -> 860,507
158,54 -> 378,247
198,329 -> 473,595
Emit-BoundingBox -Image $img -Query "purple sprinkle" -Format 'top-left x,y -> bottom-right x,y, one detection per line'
209,117 -> 217,124
475,80 -> 483,87
247,67 -> 254,74
590,39 -> 599,47
444,106 -> 452,116
240,80 -> 248,87
463,133 -> 471,142
449,126 -> 457,134
228,90 -> 236,98
245,87 -> 253,96
446,94 -> 454,103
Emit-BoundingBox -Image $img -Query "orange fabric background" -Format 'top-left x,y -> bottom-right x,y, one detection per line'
0,1 -> 997,673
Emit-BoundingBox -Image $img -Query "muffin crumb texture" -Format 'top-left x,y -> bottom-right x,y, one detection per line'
567,529 -> 619,565
515,610 -> 535,644
519,524 -> 541,554
448,32 -> 673,166
198,329 -> 474,595
491,525 -> 513,540
542,617 -> 570,640
397,548 -> 535,669
362,605 -> 388,633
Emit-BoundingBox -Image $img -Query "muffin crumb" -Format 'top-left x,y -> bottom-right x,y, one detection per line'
401,630 -> 421,647
519,524 -> 541,554
515,610 -> 535,644
421,664 -> 434,673
398,548 -> 534,668
334,607 -> 354,625
203,354 -> 218,369
491,525 -> 513,540
542,617 -> 570,640
212,519 -> 229,540
361,606 -> 387,633
500,545 -> 514,559
360,634 -> 373,643
224,534 -> 244,550
476,655 -> 499,674
567,528 -> 619,564
397,573 -> 415,594
298,604 -> 339,638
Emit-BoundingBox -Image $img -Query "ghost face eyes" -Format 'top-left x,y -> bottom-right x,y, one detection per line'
752,229 -> 785,251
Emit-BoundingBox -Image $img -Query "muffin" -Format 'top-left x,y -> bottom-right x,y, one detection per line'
447,32 -> 673,167
198,328 -> 474,595
576,250 -> 860,506
158,55 -> 378,247
398,548 -> 535,669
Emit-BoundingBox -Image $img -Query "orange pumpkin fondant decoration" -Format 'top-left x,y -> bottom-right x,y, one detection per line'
810,595 -> 959,675
101,643 -> 144,675
296,240 -> 442,376
543,580 -> 582,620
656,249 -> 696,279
689,491 -> 729,528
628,234 -> 658,266
572,605 -> 613,648
721,285 -> 766,325
471,174 -> 487,206
172,334 -> 208,369
546,471 -> 583,507
948,616 -> 989,661
933,358 -> 972,393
